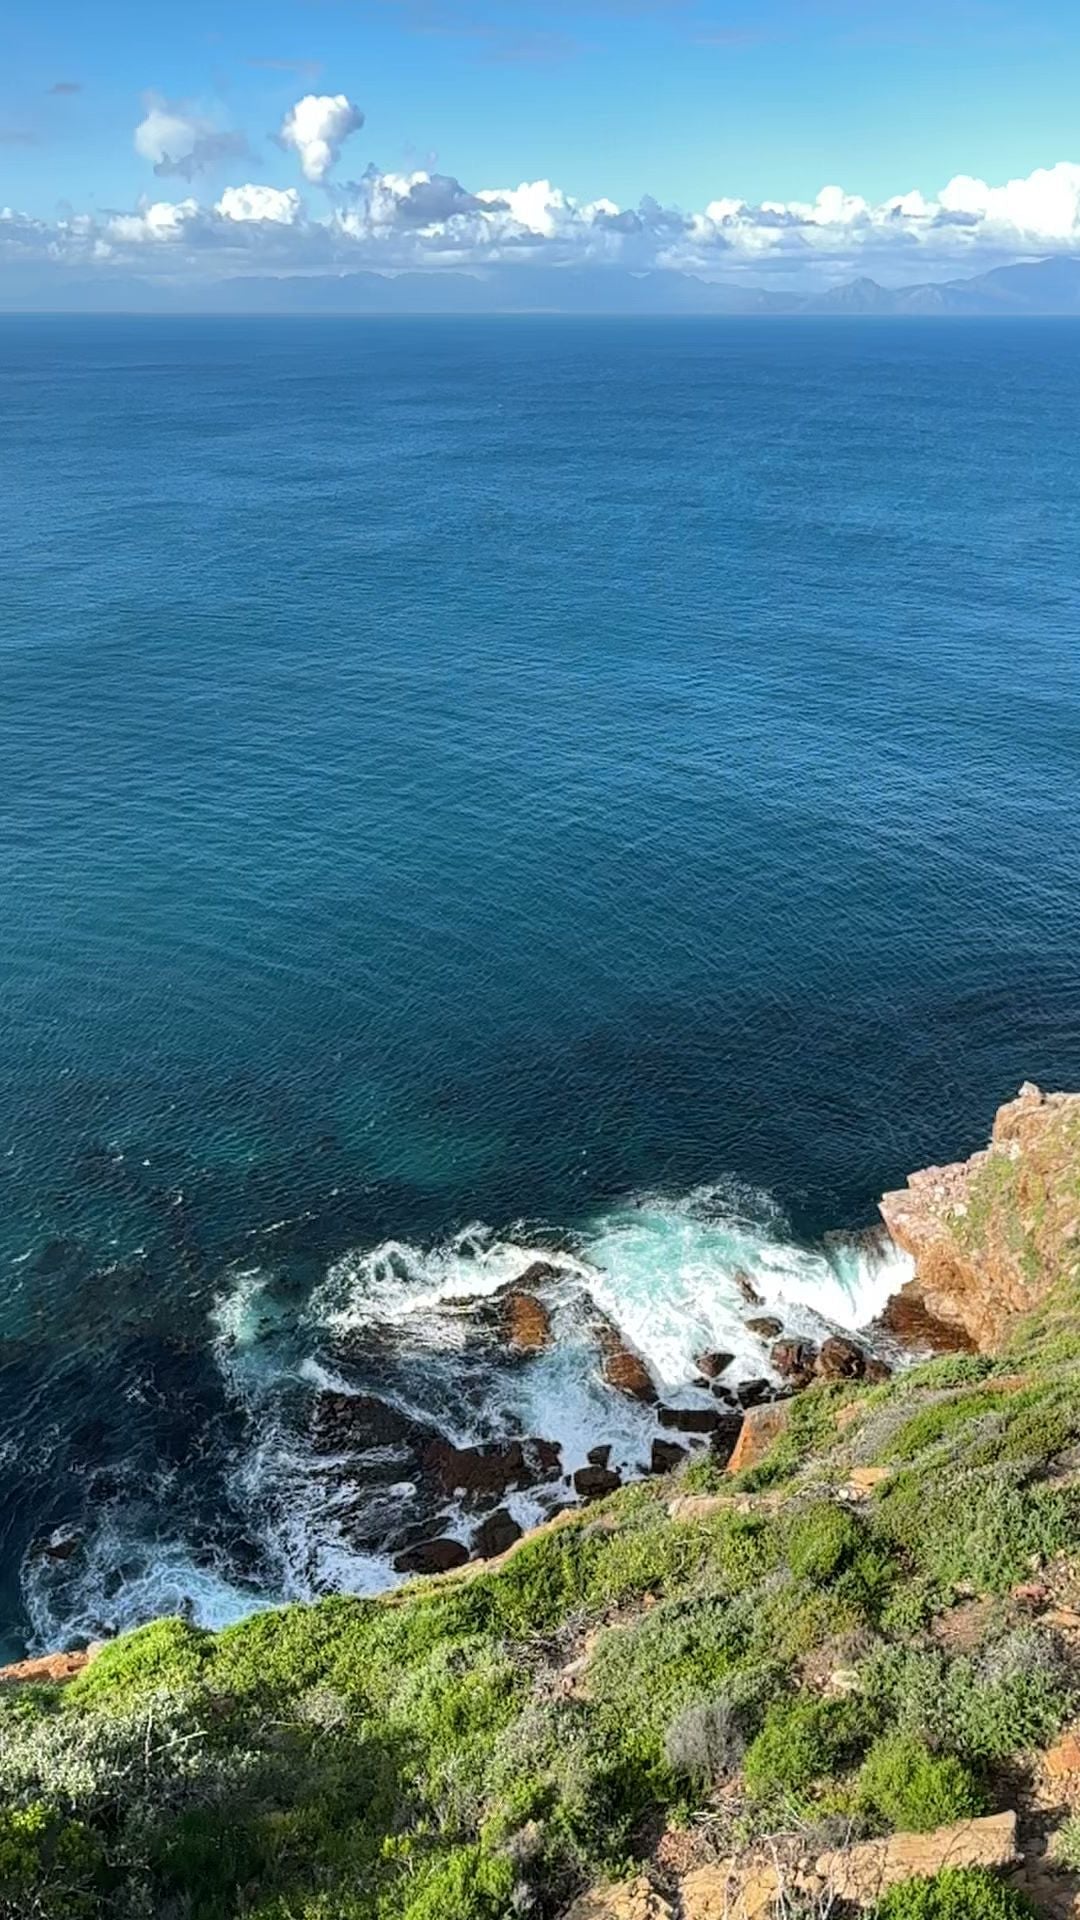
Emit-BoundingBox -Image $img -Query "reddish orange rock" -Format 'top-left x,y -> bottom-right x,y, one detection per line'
1044,1734 -> 1080,1778
727,1399 -> 791,1475
0,1646 -> 98,1685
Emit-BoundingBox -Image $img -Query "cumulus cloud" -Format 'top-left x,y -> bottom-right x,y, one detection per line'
134,97 -> 251,179
11,154 -> 1080,293
278,93 -> 364,183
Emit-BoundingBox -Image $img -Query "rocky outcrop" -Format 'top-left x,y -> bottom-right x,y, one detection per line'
564,1879 -> 673,1920
392,1537 -> 469,1576
814,1810 -> 1018,1906
501,1289 -> 552,1352
422,1435 -> 561,1500
879,1085 -> 1080,1352
0,1645 -> 102,1685
727,1399 -> 791,1474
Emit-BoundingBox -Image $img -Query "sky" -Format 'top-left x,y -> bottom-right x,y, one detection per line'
5,0 -> 1080,304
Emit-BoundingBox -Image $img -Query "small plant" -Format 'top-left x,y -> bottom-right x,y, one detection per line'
872,1867 -> 1035,1920
856,1733 -> 986,1832
664,1695 -> 746,1786
1051,1811 -> 1080,1871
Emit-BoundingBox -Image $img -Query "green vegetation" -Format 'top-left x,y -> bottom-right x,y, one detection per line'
873,1869 -> 1036,1920
2,1208 -> 1079,1919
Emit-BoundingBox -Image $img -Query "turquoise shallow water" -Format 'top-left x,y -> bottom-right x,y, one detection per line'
2,315 -> 1080,1655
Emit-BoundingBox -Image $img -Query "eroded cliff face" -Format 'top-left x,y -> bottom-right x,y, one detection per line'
879,1083 -> 1080,1353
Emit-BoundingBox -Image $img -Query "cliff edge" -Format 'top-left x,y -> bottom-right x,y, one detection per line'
880,1083 -> 1080,1353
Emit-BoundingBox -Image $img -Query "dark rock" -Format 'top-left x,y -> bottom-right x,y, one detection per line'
863,1357 -> 893,1383
601,1344 -> 658,1403
733,1270 -> 763,1307
393,1537 -> 469,1576
526,1437 -> 563,1476
737,1377 -> 774,1408
422,1434 -> 562,1501
650,1438 -> 687,1474
33,1534 -> 81,1564
771,1338 -> 818,1385
388,1514 -> 457,1554
311,1391 -> 433,1455
472,1509 -> 523,1560
658,1404 -> 722,1434
696,1350 -> 735,1380
709,1413 -> 746,1466
745,1316 -> 784,1340
587,1444 -> 612,1468
573,1465 -> 621,1499
815,1334 -> 868,1380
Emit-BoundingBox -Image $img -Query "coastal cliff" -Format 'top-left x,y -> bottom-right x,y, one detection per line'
880,1084 -> 1080,1352
3,1090 -> 1080,1920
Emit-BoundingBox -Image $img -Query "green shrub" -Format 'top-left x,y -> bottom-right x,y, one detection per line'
872,1867 -> 1034,1920
856,1734 -> 986,1832
1051,1811 -> 1080,1871
65,1616 -> 209,1711
743,1694 -> 870,1801
664,1696 -> 745,1786
785,1502 -> 864,1583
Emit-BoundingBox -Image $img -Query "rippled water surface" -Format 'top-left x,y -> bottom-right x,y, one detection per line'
2,315 -> 1080,1655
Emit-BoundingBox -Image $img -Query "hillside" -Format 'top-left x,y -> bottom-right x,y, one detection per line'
3,1090 -> 1080,1920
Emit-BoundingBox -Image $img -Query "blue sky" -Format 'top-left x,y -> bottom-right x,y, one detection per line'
5,0 -> 1080,301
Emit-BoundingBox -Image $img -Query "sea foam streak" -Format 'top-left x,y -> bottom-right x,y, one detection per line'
21,1183 -> 911,1649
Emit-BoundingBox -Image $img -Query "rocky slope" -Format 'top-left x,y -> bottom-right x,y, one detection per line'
3,1088 -> 1080,1920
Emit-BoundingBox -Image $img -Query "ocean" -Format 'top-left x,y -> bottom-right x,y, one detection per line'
2,314 -> 1080,1660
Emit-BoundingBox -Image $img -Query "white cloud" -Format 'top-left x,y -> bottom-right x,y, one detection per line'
216,183 -> 302,225
278,93 -> 364,183
134,96 -> 250,179
12,155 -> 1080,291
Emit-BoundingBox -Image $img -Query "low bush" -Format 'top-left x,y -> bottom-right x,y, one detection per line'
663,1695 -> 746,1786
856,1734 -> 986,1832
872,1868 -> 1035,1920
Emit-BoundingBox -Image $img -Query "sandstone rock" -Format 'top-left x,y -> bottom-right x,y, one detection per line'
574,1465 -> 621,1500
879,1087 -> 1080,1353
696,1350 -> 735,1379
1044,1734 -> 1080,1778
745,1316 -> 784,1340
602,1345 -> 659,1403
847,1465 -> 890,1496
727,1399 -> 791,1474
679,1860 -> 781,1920
658,1404 -> 722,1434
815,1811 -> 1018,1906
0,1645 -> 101,1685
815,1334 -> 870,1380
564,1876 -> 674,1920
651,1438 -> 687,1475
502,1290 -> 552,1352
471,1508 -> 523,1560
770,1338 -> 817,1385
392,1536 -> 469,1576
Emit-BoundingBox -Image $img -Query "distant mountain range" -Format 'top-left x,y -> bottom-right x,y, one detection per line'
8,252 -> 1080,316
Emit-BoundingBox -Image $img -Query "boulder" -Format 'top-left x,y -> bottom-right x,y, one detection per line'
727,1399 -> 792,1475
658,1404 -> 723,1434
471,1508 -> 523,1560
733,1270 -> 763,1307
814,1334 -> 869,1379
602,1345 -> 659,1403
564,1877 -> 675,1920
650,1438 -> 687,1474
745,1316 -> 784,1340
422,1434 -> 563,1500
709,1413 -> 747,1466
392,1536 -> 469,1576
678,1861 -> 782,1920
587,1444 -> 613,1467
574,1465 -> 621,1500
736,1378 -> 773,1408
696,1350 -> 735,1380
501,1291 -> 552,1352
770,1338 -> 817,1385
815,1811 -> 1018,1906
311,1391 -> 433,1455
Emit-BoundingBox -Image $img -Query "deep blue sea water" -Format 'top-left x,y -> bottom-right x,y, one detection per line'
2,315 -> 1080,1657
